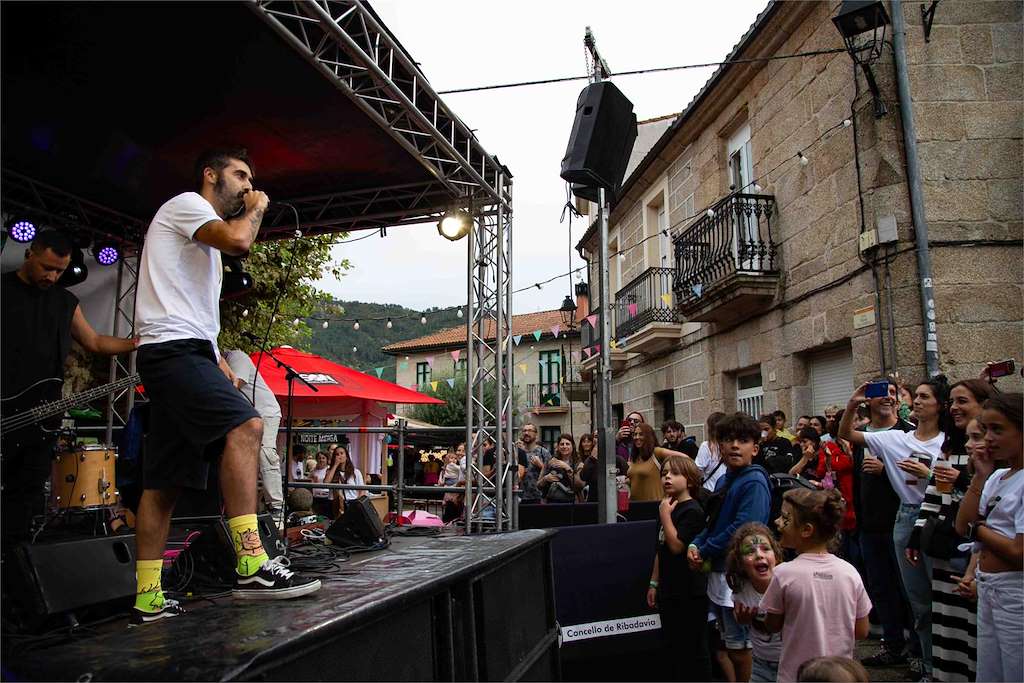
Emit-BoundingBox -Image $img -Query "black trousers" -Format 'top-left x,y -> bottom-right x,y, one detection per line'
658,594 -> 711,682
1,437 -> 55,546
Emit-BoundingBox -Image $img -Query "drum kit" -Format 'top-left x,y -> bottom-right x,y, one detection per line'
51,443 -> 120,512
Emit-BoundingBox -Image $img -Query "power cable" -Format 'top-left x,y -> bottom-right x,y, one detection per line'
438,48 -> 848,94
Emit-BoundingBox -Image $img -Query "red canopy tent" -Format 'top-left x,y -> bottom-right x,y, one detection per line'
250,346 -> 443,420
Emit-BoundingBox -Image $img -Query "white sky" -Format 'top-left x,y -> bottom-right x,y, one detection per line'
315,0 -> 767,314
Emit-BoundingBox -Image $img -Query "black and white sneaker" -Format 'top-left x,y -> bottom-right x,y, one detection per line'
129,598 -> 185,626
233,556 -> 321,600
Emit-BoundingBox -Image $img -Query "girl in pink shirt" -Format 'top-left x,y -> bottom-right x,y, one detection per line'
758,489 -> 872,683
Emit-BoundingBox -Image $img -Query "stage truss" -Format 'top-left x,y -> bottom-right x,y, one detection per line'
3,0 -> 516,531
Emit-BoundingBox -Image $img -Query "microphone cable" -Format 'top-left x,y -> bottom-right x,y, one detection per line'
250,201 -> 303,407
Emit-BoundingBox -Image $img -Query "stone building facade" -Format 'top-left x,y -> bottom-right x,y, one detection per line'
383,309 -> 591,452
578,0 -> 1022,438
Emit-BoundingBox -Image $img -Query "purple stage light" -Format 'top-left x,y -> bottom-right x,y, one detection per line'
95,245 -> 120,266
9,220 -> 37,243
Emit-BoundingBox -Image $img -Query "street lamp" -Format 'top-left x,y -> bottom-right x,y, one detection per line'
559,294 -> 577,328
832,0 -> 890,118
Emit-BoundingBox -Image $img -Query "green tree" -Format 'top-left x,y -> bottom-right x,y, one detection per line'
219,235 -> 349,351
410,374 -> 518,427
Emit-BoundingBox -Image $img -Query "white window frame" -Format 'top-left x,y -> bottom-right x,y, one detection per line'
736,368 -> 764,417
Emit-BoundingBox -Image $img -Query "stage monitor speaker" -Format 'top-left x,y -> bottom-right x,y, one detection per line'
10,535 -> 136,618
169,513 -> 282,588
560,81 -> 637,193
326,495 -> 385,547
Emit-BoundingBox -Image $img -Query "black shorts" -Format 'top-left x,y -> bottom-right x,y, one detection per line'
137,339 -> 260,490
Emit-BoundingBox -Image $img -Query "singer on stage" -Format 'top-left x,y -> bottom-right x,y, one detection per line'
131,147 -> 320,625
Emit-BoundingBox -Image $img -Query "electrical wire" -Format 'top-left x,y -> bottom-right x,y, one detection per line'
437,48 -> 849,94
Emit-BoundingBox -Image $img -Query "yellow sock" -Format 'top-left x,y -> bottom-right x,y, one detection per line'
134,559 -> 165,613
228,514 -> 269,577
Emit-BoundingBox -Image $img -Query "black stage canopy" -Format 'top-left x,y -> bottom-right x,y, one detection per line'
2,1 -> 507,244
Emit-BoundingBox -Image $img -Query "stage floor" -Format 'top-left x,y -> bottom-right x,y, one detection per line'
4,529 -> 558,682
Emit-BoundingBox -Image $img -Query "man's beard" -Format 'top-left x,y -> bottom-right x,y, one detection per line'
213,175 -> 245,217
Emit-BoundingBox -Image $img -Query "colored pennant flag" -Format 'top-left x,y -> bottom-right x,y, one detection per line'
550,324 -> 561,338
430,381 -> 439,392
585,313 -> 598,328
446,378 -> 456,388
425,355 -> 435,367
609,339 -> 618,350
502,338 -> 509,351
374,367 -> 384,378
595,344 -> 602,354
582,347 -> 593,359
627,303 -> 638,318
660,292 -> 672,306
450,350 -> 461,363
532,329 -> 542,342
692,283 -> 703,298
518,362 -> 529,374
513,334 -> 523,346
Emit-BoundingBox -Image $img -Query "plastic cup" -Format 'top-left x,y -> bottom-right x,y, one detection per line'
934,459 -> 955,494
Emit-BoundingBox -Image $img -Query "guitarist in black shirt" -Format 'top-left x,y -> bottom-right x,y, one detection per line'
1,230 -> 138,543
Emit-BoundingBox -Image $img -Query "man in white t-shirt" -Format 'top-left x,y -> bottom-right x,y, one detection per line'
224,349 -> 284,527
131,148 -> 319,626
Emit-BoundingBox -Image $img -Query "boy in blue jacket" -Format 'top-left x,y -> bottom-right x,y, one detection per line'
688,412 -> 772,683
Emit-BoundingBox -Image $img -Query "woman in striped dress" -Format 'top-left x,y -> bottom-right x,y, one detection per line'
906,379 -> 996,681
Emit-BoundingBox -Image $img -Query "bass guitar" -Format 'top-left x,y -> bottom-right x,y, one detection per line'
1,374 -> 141,446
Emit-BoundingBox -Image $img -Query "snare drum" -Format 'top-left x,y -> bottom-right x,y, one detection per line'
52,445 -> 119,510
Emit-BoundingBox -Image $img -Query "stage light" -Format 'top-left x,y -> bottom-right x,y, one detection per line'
7,220 -> 37,243
91,242 -> 121,266
57,247 -> 88,287
437,208 -> 472,241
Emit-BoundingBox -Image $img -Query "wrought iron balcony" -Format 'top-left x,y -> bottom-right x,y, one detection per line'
672,193 -> 779,322
614,267 -> 681,339
526,383 -> 566,411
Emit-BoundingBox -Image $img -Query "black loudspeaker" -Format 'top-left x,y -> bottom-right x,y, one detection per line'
169,513 -> 282,587
560,81 -> 638,194
10,535 -> 136,618
326,495 -> 385,547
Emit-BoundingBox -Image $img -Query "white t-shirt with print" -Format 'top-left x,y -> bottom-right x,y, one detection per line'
135,192 -> 224,354
696,441 -> 726,492
979,468 -> 1024,541
861,429 -> 944,505
734,582 -> 783,663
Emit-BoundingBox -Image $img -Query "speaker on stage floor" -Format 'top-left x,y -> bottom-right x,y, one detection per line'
8,534 -> 137,619
560,81 -> 637,197
326,495 -> 385,547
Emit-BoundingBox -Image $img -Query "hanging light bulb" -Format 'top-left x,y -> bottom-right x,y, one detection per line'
753,183 -> 763,193
404,355 -> 410,361
798,151 -> 809,166
420,315 -> 427,325
706,208 -> 715,218
617,251 -> 626,262
843,118 -> 852,128
322,320 -> 329,329
292,318 -> 300,327
242,309 -> 249,318
457,307 -> 463,318
353,320 -> 360,330
352,346 -> 358,353
386,318 -> 393,329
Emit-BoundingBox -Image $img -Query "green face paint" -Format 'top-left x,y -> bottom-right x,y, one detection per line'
740,536 -> 772,556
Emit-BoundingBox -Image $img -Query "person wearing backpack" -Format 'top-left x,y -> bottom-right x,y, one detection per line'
688,412 -> 772,683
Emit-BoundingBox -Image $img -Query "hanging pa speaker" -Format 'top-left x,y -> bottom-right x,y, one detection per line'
560,81 -> 638,194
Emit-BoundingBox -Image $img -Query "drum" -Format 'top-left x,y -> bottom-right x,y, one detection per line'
52,445 -> 119,510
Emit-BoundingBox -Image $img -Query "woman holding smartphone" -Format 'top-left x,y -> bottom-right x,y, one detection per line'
839,375 -> 950,682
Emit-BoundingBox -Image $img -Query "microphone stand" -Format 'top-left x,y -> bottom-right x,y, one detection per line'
258,346 -> 317,554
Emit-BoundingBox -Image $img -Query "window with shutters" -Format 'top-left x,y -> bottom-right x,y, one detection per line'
736,369 -> 764,417
809,346 -> 854,414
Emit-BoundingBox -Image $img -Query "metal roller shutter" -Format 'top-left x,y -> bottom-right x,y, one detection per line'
809,347 -> 853,415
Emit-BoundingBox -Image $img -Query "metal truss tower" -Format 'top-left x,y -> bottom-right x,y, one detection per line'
250,0 -> 516,532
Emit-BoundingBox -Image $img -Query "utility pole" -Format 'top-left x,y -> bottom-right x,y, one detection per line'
584,27 -> 616,525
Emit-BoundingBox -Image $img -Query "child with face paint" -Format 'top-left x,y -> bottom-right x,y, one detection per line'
727,523 -> 785,682
758,489 -> 872,682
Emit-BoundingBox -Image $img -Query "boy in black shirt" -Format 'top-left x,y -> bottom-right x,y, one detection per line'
754,414 -> 796,474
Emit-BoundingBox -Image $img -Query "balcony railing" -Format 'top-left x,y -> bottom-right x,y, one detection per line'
527,383 -> 564,409
614,267 -> 680,339
672,192 -> 777,306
